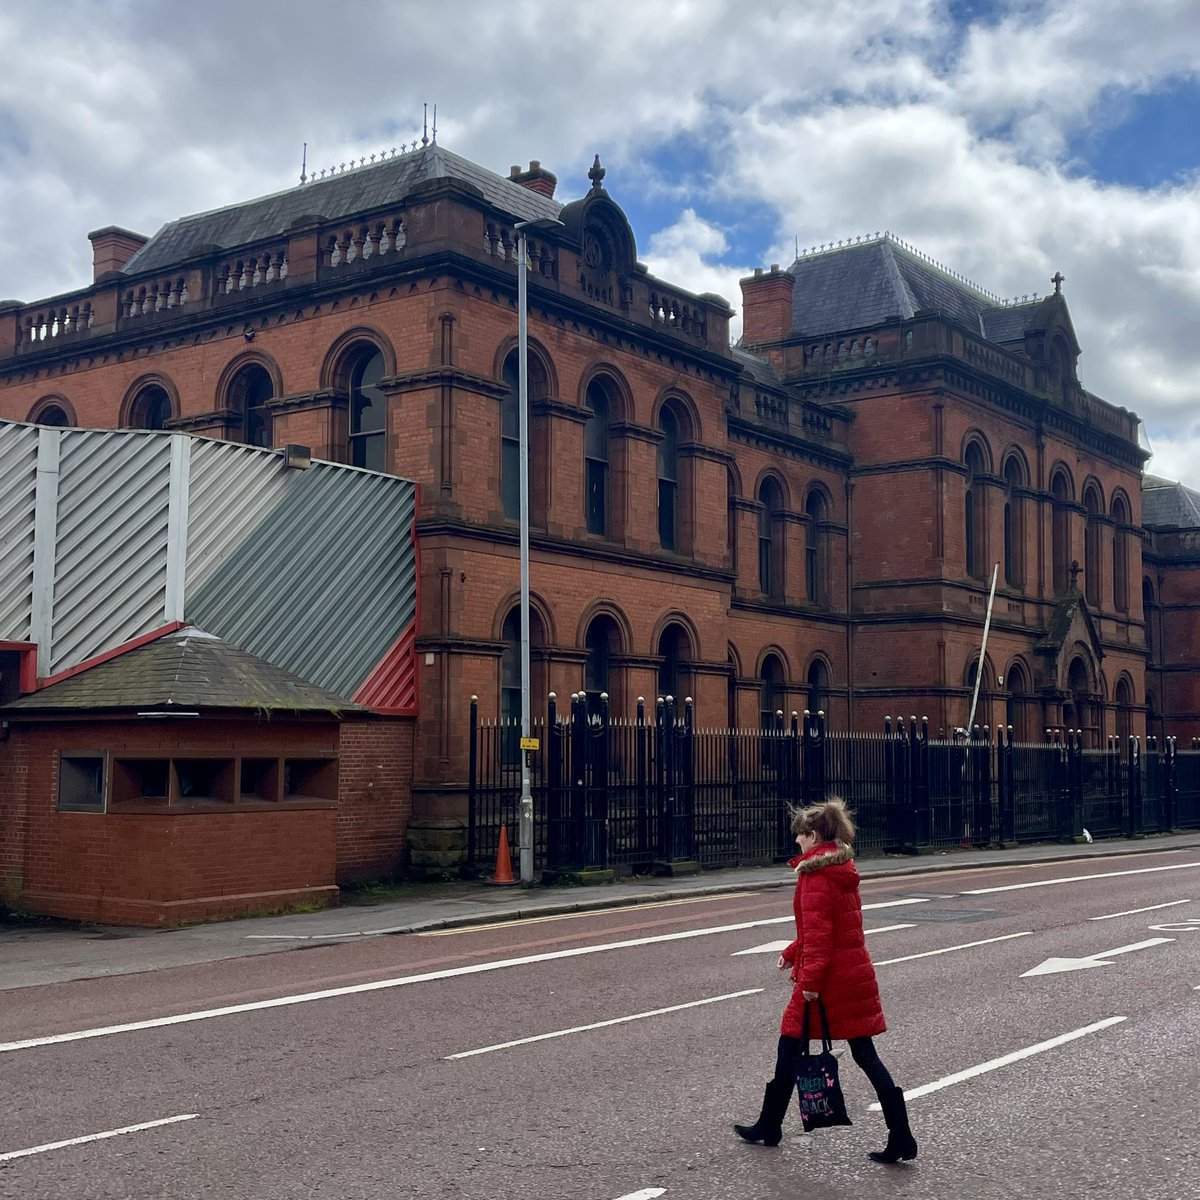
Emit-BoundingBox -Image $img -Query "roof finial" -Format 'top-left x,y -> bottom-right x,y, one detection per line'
422,102 -> 429,147
588,154 -> 606,190
1052,269 -> 1065,295
431,104 -> 437,146
300,142 -> 307,185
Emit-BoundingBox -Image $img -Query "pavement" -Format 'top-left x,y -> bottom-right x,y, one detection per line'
4,830 -> 1200,992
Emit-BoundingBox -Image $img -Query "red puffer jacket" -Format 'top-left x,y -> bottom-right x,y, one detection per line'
779,841 -> 887,1041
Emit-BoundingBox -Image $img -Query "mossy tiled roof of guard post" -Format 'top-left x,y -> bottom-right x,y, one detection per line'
1,628 -> 361,714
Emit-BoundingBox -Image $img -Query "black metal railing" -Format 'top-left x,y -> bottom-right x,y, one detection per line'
466,697 -> 1197,877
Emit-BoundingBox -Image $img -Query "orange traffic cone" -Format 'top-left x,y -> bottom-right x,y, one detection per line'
487,823 -> 519,886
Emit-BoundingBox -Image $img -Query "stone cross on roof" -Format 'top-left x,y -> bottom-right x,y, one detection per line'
1052,270 -> 1065,295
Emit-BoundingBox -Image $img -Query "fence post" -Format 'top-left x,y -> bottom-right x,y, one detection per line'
802,710 -> 827,804
681,697 -> 696,862
636,697 -> 649,860
973,726 -> 993,847
912,717 -> 930,847
570,692 -> 587,867
1165,737 -> 1178,831
998,725 -> 1015,844
467,695 -> 479,865
1127,736 -> 1142,835
657,696 -> 673,861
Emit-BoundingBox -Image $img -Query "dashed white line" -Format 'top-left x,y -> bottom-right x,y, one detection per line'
962,861 -> 1200,895
1090,899 -> 1192,921
445,989 -> 762,1059
0,1114 -> 198,1163
873,930 -> 1033,966
869,1016 -> 1127,1108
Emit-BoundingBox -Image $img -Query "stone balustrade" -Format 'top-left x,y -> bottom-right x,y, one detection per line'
322,217 -> 406,269
122,275 -> 190,320
216,245 -> 289,294
17,298 -> 94,347
646,288 -> 706,341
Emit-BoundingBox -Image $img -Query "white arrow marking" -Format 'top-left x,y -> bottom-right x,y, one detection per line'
732,923 -> 915,955
1021,937 -> 1174,977
614,1190 -> 666,1200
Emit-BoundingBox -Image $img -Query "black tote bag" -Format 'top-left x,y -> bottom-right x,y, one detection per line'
794,999 -> 852,1131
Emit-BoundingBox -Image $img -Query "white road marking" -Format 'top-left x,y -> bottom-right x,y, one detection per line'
0,1114 -> 198,1163
733,923 -> 915,955
868,1016 -> 1127,1108
420,894 -> 741,935
445,989 -> 762,1059
0,916 -> 872,1055
614,1190 -> 666,1200
1147,919 -> 1200,932
962,860 -> 1200,895
1021,937 -> 1175,977
874,930 -> 1033,966
1090,899 -> 1192,921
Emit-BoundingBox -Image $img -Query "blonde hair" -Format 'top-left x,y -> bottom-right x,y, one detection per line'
791,796 -> 856,845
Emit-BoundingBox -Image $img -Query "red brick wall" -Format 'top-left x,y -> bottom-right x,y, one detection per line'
336,718 -> 414,883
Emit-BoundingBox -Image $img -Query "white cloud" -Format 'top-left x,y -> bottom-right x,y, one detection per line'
0,0 -> 1198,485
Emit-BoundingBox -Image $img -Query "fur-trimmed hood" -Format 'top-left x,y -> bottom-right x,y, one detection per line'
789,840 -> 855,877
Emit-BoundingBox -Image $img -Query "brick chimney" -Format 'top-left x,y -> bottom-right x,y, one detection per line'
508,160 -> 557,199
87,226 -> 149,280
740,264 -> 795,347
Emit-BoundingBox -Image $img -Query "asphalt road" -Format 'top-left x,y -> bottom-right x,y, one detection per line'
3,847 -> 1199,1199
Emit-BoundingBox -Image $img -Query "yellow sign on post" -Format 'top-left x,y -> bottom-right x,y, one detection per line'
520,737 -> 540,752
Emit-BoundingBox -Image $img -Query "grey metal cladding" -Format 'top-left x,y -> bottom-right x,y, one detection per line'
185,459 -> 416,697
51,429 -> 172,672
186,439 -> 294,592
0,422 -> 40,641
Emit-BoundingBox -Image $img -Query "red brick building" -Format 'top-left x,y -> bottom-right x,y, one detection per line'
0,142 -> 1187,886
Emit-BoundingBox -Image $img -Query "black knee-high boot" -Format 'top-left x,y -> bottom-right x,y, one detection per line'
868,1086 -> 918,1163
733,1078 -> 792,1146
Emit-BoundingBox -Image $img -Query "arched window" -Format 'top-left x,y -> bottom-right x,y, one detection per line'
584,614 -> 621,709
657,408 -> 680,550
1051,469 -> 1073,594
966,656 -> 994,733
128,385 -> 173,431
1143,578 -> 1156,661
1083,484 -> 1103,607
1005,663 -> 1030,742
1003,456 -> 1025,588
807,658 -> 830,715
1115,676 -> 1134,745
500,606 -> 546,758
1112,496 -> 1130,613
760,653 -> 786,731
805,489 -> 827,605
657,623 -> 692,700
227,364 -> 274,447
500,349 -> 548,523
33,403 -> 71,427
758,478 -> 784,599
584,381 -> 611,536
349,348 -> 386,470
1065,656 -> 1091,739
964,442 -> 987,579
727,469 -> 738,570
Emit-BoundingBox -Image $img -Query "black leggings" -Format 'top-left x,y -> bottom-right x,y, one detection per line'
772,1035 -> 896,1101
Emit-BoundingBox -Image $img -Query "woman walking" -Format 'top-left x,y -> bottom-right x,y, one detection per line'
733,797 -> 917,1163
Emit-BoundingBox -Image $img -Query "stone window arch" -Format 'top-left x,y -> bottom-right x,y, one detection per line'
583,378 -> 613,536
1111,493 -> 1131,613
1114,674 -> 1135,745
1050,466 -> 1075,594
499,604 -> 547,756
1004,660 -> 1032,741
27,396 -> 75,427
757,475 -> 786,600
806,656 -> 831,716
759,651 -> 787,731
1083,481 -> 1104,607
964,440 -> 989,580
804,486 -> 829,606
657,403 -> 684,551
224,362 -> 276,447
656,621 -> 694,701
122,378 -> 178,431
499,347 -> 550,525
327,336 -> 393,469
584,612 -> 624,712
1002,453 -> 1026,588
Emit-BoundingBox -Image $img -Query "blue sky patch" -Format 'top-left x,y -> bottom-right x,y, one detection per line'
1068,78 -> 1200,188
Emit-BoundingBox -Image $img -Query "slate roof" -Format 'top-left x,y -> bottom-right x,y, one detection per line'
787,235 -> 1038,345
732,345 -> 783,386
124,144 -> 564,276
2,628 -> 362,715
1143,475 -> 1200,528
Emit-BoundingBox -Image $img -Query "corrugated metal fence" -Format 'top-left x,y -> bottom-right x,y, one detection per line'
467,700 -> 1200,876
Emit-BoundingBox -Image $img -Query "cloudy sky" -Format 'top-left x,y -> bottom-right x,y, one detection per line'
1,0 -> 1197,481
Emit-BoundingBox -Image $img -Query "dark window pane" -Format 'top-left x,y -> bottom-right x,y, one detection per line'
502,438 -> 520,518
658,480 -> 676,550
353,431 -> 386,472
586,460 -> 607,535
